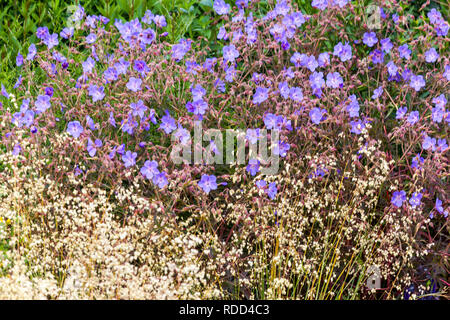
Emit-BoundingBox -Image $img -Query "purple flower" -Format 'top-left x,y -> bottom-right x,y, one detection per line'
432,94 -> 447,109
391,190 -> 406,208
171,38 -> 191,61
12,144 -> 21,156
433,198 -> 448,218
99,15 -> 109,24
198,174 -> 218,194
153,172 -> 168,189
153,15 -> 167,28
148,109 -> 157,125
13,76 -> 23,89
246,159 -> 260,176
362,32 -> 378,47
114,58 -> 129,75
266,182 -> 277,199
409,75 -> 425,91
126,77 -> 142,92
406,111 -> 419,125
428,8 -> 442,24
350,119 -> 366,134
333,42 -> 352,62
310,107 -> 326,125
252,72 -> 264,84
318,52 -> 330,66
392,14 -> 399,24
335,0 -> 349,7
278,81 -> 290,99
253,87 -> 269,104
232,30 -> 243,44
87,138 -> 101,157
26,44 -> 37,61
109,112 -> 116,127
217,26 -> 228,40
203,58 -> 217,73
292,12 -> 305,27
290,52 -> 307,68
209,140 -> 220,155
1,84 -> 9,99
86,33 -> 97,44
104,67 -> 118,82
159,110 -> 177,134
264,113 -> 283,130
347,95 -> 360,117
134,60 -> 150,76
434,198 -> 443,217
401,68 -> 413,82
141,160 -> 159,180
444,65 -> 450,81
431,107 -> 445,123
16,53 -> 23,67
34,95 -> 51,113
86,115 -> 96,130
45,87 -> 54,97
246,128 -> 261,144
273,141 -> 290,157
60,27 -> 74,39
312,0 -> 328,10
224,64 -> 237,82
174,124 -> 191,145
326,72 -> 343,88
86,15 -> 98,28
74,166 -> 83,177
140,28 -> 156,45
370,49 -> 384,64
214,78 -> 226,93
435,19 -> 449,37
396,106 -> 407,119
310,71 -> 325,93
88,85 -> 105,102
213,0 -> 230,15
411,153 -> 424,170
409,192 -> 422,209
72,5 -> 85,22
386,61 -> 398,77
121,115 -> 138,135
305,56 -> 318,72
185,61 -> 200,75
130,100 -> 148,120
12,106 -> 34,128
256,180 -> 266,189
223,45 -> 239,63
186,99 -> 208,116
289,87 -> 303,102
422,134 -> 436,151
67,121 -> 84,138
236,0 -> 249,9
436,139 -> 448,152
372,86 -> 383,100
233,9 -> 245,22
122,151 -> 137,168
425,48 -> 439,63
380,38 -> 393,53
36,26 -> 49,40
82,57 -> 95,73
44,33 -> 59,49
398,44 -> 411,60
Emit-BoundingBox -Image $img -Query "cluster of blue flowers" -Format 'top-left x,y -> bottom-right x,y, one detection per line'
2,0 -> 448,214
